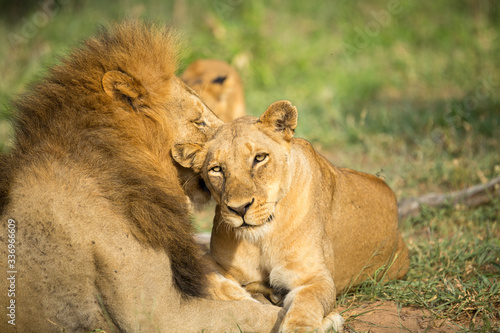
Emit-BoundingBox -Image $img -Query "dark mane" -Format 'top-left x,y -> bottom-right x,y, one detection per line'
5,21 -> 207,298
12,20 -> 179,152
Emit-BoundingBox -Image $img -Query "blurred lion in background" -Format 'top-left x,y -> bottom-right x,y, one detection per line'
182,59 -> 246,122
0,21 -> 282,333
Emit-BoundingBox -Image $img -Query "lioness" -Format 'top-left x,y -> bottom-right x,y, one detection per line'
181,59 -> 246,122
0,21 -> 283,332
173,100 -> 410,332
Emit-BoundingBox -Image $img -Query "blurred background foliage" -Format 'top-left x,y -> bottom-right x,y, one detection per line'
0,0 -> 499,198
2,2 -> 498,328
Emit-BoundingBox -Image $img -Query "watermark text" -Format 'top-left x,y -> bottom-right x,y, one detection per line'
7,0 -> 70,47
6,219 -> 16,326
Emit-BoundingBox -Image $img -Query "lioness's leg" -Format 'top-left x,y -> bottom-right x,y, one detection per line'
279,273 -> 340,333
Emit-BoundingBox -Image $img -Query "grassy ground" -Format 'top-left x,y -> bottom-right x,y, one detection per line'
337,202 -> 499,332
1,1 -> 498,331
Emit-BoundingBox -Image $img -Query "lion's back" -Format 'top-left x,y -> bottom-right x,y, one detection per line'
1,161 -> 110,331
329,166 -> 408,291
291,138 -> 408,293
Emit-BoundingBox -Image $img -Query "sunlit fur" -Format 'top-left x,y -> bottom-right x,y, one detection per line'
0,21 -> 283,333
173,100 -> 409,333
227,216 -> 274,243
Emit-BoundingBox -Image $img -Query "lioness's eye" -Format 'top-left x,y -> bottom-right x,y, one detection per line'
254,153 -> 268,164
209,166 -> 222,173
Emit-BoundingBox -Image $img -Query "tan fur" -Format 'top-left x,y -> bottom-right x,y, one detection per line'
181,59 -> 245,122
0,21 -> 284,332
173,101 -> 410,333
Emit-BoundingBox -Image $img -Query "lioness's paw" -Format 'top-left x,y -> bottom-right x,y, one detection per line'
322,312 -> 344,333
280,311 -> 344,333
206,272 -> 256,302
279,325 -> 323,333
279,317 -> 323,333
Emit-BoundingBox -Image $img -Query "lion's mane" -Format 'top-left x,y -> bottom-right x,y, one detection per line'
2,21 -> 206,297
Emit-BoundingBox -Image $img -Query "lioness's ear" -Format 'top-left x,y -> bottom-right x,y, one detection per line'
259,100 -> 298,141
172,143 -> 206,172
102,71 -> 146,109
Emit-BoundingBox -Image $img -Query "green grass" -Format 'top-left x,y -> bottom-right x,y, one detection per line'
1,0 -> 498,195
338,202 -> 500,332
1,0 -> 499,331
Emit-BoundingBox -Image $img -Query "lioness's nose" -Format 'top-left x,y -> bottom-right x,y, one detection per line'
228,198 -> 255,217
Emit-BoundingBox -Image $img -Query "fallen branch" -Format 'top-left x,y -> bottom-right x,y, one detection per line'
398,176 -> 500,219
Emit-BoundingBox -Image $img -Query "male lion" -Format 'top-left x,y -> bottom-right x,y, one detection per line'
173,101 -> 410,332
181,59 -> 246,122
0,21 -> 282,332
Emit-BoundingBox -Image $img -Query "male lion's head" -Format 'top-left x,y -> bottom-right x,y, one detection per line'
8,21 -> 225,297
13,20 -> 224,208
91,22 -> 224,148
173,101 -> 298,239
14,20 -> 223,158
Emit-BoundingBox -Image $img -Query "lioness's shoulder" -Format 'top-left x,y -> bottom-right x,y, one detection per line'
291,138 -> 396,200
290,138 -> 337,170
337,167 -> 397,204
290,137 -> 318,156
338,167 -> 391,187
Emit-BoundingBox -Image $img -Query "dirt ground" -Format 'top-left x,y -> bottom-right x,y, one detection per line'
338,301 -> 460,333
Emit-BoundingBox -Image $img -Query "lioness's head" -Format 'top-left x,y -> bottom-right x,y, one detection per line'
173,101 -> 298,238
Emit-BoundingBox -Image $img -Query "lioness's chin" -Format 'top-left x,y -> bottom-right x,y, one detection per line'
222,214 -> 274,241
225,211 -> 274,227
233,223 -> 273,242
